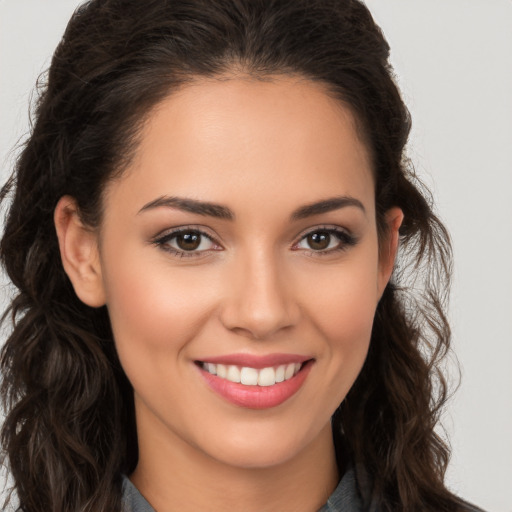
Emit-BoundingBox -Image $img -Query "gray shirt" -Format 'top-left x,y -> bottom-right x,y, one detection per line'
121,466 -> 364,512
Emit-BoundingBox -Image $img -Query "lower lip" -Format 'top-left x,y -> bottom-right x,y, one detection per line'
197,361 -> 313,409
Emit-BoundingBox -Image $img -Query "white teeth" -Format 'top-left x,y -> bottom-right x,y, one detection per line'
275,365 -> 286,383
258,367 -> 276,387
202,361 -> 304,386
240,367 -> 258,385
216,364 -> 227,379
226,365 -> 241,383
284,363 -> 295,380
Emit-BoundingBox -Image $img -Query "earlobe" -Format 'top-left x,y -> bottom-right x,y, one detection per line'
377,207 -> 404,297
54,196 -> 106,307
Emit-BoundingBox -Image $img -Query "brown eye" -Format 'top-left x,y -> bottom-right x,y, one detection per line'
306,231 -> 331,250
156,229 -> 217,256
295,227 -> 357,254
176,232 -> 202,251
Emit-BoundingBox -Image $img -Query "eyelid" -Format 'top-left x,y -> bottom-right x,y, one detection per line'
152,224 -> 219,242
151,225 -> 223,258
151,223 -> 357,259
293,224 -> 353,242
291,224 -> 358,254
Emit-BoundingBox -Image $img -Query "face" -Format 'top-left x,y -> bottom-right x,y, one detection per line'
64,76 -> 400,471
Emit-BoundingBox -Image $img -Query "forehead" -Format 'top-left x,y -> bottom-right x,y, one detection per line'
104,75 -> 375,219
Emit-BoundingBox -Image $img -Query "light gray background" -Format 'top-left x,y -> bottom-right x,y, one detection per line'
1,1 -> 511,511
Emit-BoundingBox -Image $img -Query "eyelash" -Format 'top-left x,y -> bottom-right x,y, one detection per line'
293,226 -> 358,257
152,227 -> 219,258
152,225 -> 358,258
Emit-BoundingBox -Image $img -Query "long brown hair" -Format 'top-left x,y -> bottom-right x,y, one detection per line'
1,0 -> 465,510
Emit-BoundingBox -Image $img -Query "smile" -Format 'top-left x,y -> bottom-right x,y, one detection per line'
196,356 -> 314,409
199,361 -> 303,386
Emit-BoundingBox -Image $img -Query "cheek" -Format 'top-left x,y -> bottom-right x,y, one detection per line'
101,251 -> 219,377
296,251 -> 380,402
301,257 -> 380,345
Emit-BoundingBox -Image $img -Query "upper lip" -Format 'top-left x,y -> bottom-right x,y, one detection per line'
196,353 -> 312,369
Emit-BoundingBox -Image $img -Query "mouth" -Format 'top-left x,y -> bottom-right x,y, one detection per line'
195,357 -> 314,409
197,361 -> 305,387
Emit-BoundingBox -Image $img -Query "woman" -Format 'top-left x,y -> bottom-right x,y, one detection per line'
0,0 -> 483,511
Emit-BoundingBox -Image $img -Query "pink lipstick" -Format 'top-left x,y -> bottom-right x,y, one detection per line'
195,354 -> 313,409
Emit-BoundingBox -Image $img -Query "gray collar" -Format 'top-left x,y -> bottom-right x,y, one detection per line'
121,466 -> 364,512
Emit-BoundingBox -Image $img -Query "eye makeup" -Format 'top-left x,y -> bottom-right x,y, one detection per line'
293,225 -> 358,257
152,226 -> 221,258
151,223 -> 359,259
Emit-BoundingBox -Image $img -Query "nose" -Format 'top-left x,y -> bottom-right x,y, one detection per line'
219,249 -> 300,340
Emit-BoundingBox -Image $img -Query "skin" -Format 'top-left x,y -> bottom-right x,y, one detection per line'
55,75 -> 402,512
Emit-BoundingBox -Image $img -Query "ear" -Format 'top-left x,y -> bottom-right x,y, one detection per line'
377,207 -> 404,298
54,196 -> 106,307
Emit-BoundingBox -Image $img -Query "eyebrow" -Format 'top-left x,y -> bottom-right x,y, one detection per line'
290,196 -> 366,220
138,196 -> 234,219
138,195 -> 365,220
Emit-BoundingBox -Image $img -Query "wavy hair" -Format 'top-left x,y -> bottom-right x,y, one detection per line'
1,0 -> 464,510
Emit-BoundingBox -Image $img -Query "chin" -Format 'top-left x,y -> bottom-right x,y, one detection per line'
198,421 -> 328,471
209,442 -> 302,470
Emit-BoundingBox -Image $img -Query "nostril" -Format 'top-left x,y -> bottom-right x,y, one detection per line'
219,302 -> 300,340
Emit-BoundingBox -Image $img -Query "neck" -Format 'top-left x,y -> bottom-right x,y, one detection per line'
130,412 -> 340,512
